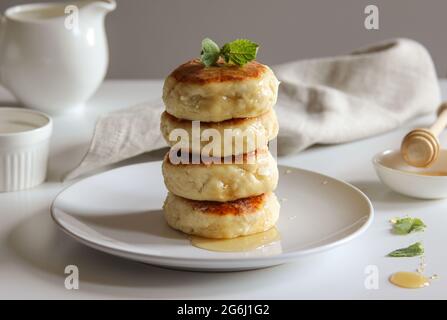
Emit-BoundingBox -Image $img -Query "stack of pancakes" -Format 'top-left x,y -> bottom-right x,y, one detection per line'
160,59 -> 280,239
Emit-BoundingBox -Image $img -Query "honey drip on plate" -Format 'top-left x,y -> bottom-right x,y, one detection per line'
190,227 -> 280,252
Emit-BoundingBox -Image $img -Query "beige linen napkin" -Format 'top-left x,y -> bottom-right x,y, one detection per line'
273,38 -> 440,154
65,38 -> 440,180
64,102 -> 166,180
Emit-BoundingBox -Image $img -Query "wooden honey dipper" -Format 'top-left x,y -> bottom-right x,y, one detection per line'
401,102 -> 447,167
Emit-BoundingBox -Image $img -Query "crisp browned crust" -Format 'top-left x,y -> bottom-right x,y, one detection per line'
169,59 -> 266,84
161,110 -> 267,125
164,148 -> 269,166
186,194 -> 266,216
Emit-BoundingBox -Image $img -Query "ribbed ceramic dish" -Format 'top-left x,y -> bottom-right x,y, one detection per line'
0,107 -> 52,192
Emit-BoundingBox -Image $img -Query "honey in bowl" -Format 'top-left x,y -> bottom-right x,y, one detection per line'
412,171 -> 447,176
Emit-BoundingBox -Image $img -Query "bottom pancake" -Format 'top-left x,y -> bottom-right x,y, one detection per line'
163,192 -> 280,239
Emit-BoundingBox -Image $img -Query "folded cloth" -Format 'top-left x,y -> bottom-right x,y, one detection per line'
64,102 -> 166,180
65,38 -> 440,180
273,38 -> 440,154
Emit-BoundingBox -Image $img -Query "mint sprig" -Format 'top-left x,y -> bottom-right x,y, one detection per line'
200,38 -> 259,67
390,217 -> 426,235
200,38 -> 221,67
387,242 -> 424,257
221,39 -> 259,65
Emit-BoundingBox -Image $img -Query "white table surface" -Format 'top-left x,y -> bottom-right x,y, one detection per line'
1,80 -> 446,300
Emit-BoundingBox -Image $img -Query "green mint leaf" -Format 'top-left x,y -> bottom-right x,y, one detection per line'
388,242 -> 424,257
200,38 -> 220,67
220,39 -> 259,66
391,217 -> 426,235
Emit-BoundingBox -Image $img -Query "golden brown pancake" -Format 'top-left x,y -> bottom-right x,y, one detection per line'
160,109 -> 279,157
162,149 -> 278,202
163,59 -> 279,122
163,192 -> 280,239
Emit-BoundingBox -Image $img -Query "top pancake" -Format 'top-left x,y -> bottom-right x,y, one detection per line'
163,59 -> 279,122
170,59 -> 266,84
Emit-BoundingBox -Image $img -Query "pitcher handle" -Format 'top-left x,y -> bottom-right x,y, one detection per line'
0,14 -> 5,85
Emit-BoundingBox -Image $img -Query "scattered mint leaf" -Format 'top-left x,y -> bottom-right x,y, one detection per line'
200,38 -> 221,67
388,242 -> 424,257
391,217 -> 426,235
220,39 -> 259,66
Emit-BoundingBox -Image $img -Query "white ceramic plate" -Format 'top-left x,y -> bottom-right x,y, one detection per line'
51,162 -> 373,271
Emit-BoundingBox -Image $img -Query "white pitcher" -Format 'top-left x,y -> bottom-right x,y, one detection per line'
0,0 -> 116,114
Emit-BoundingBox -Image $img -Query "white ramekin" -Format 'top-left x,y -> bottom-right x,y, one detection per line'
0,107 -> 52,192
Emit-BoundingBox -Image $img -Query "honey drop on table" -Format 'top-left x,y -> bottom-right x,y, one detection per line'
389,271 -> 430,289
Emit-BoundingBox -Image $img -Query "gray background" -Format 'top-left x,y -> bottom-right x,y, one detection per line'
1,0 -> 446,78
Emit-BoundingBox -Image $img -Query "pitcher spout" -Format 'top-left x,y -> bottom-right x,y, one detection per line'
82,0 -> 116,14
96,0 -> 117,12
